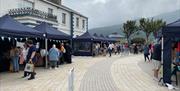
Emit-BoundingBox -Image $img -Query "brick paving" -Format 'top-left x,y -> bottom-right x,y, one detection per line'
79,56 -> 121,91
0,56 -> 106,91
0,55 -> 172,91
111,55 -> 169,91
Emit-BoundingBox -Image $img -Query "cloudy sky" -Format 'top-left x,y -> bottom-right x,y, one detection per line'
63,0 -> 180,29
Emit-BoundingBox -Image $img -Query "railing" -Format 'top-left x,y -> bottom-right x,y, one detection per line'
8,7 -> 58,22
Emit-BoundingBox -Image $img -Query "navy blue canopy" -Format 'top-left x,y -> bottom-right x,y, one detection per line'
75,32 -> 103,42
93,33 -> 103,41
0,15 -> 43,38
100,34 -> 110,42
162,19 -> 180,37
34,22 -> 70,40
161,19 -> 180,84
75,31 -> 94,41
105,35 -> 116,42
100,34 -> 105,40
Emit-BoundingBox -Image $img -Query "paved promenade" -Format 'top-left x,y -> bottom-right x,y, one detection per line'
0,54 -> 172,91
111,55 -> 169,91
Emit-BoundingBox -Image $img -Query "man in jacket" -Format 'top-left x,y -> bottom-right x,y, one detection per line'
152,40 -> 161,81
48,44 -> 59,69
22,40 -> 37,80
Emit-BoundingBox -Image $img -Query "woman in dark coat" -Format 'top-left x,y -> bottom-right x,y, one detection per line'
64,43 -> 72,63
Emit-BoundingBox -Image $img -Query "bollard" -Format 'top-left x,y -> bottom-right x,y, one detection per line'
68,67 -> 74,91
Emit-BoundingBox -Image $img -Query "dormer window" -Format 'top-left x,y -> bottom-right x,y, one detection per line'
18,0 -> 34,8
47,0 -> 61,5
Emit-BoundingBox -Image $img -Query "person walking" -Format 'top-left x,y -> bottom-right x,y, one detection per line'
22,40 -> 37,80
48,44 -> 59,69
144,44 -> 150,62
149,43 -> 154,61
108,43 -> 113,57
152,41 -> 161,81
103,44 -> 107,56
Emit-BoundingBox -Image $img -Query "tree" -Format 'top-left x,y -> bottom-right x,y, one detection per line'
139,18 -> 152,42
152,19 -> 166,38
139,18 -> 166,43
122,20 -> 138,45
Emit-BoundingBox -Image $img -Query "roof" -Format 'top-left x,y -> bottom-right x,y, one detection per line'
33,22 -> 71,40
60,5 -> 88,19
41,0 -> 88,19
75,31 -> 95,41
162,19 -> 180,37
0,15 -> 43,38
166,19 -> 180,27
75,32 -> 117,42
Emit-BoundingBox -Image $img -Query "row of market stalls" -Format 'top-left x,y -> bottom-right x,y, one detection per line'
73,32 -> 118,56
0,14 -> 71,72
0,15 -> 118,72
161,19 -> 180,84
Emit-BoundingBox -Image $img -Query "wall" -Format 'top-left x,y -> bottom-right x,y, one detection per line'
73,13 -> 87,37
0,0 -> 88,37
35,0 -> 71,34
0,0 -> 19,16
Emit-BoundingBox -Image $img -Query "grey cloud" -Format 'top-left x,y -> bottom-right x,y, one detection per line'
64,0 -> 180,29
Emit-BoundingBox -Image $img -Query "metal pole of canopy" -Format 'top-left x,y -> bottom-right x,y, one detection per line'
43,33 -> 48,69
45,38 -> 48,68
161,36 -> 164,64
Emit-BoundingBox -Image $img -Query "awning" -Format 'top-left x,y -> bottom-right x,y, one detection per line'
0,15 -> 43,38
33,22 -> 70,40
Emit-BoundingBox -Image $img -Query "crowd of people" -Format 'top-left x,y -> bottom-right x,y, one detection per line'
4,38 -> 180,83
92,43 -> 131,57
8,40 -> 72,80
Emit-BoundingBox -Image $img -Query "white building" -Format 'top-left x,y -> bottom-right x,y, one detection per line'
0,0 -> 88,37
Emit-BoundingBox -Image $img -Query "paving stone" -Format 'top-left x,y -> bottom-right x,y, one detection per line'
111,55 -> 169,91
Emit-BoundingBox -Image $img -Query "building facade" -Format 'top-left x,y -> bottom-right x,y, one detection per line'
0,0 -> 88,37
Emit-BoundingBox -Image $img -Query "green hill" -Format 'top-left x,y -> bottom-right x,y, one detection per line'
89,10 -> 180,39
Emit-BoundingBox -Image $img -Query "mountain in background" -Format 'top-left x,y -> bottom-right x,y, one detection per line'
89,9 -> 180,38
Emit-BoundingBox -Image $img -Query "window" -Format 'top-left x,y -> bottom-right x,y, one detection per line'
48,8 -> 53,14
82,20 -> 85,29
76,17 -> 79,28
18,0 -> 34,8
62,13 -> 66,24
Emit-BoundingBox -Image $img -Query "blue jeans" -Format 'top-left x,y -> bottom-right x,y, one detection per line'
12,56 -> 19,71
108,49 -> 112,57
176,52 -> 180,62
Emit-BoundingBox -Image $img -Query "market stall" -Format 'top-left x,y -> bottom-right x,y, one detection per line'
162,19 -> 180,84
0,15 -> 43,72
33,22 -> 71,68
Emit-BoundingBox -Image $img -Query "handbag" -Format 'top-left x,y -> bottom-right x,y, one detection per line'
24,63 -> 34,72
